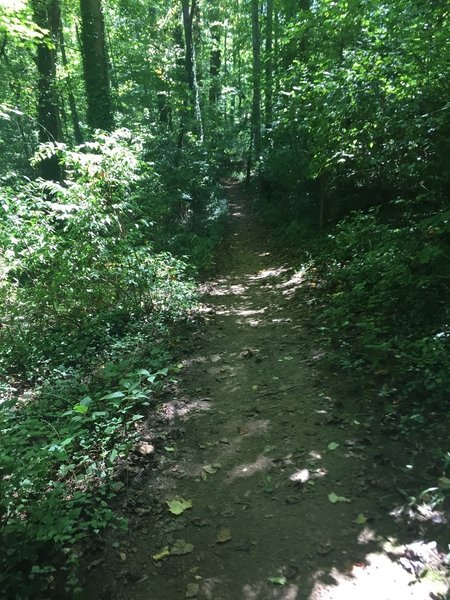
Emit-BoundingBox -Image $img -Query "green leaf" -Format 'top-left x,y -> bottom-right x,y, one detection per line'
355,513 -> 367,524
328,492 -> 351,504
166,498 -> 193,515
170,539 -> 194,555
268,576 -> 287,585
152,546 -> 170,561
101,391 -> 126,401
327,442 -> 339,451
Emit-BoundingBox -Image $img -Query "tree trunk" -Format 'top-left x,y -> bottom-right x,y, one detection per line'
79,0 -> 113,131
181,0 -> 203,141
264,0 -> 273,132
59,18 -> 83,144
209,24 -> 221,104
30,0 -> 63,180
251,0 -> 261,165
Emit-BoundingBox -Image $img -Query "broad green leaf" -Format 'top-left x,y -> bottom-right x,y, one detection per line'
166,498 -> 192,515
328,492 -> 351,504
101,391 -> 126,401
328,442 -> 339,451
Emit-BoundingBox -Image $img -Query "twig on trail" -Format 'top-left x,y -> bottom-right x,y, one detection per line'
258,384 -> 301,397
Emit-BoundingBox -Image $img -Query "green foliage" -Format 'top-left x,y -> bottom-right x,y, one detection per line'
0,359 -> 172,598
262,0 -> 450,220
0,130 -> 200,597
0,130 -> 196,373
311,201 -> 449,407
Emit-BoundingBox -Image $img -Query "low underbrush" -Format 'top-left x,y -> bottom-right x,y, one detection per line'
0,130 -> 225,598
309,200 -> 449,410
300,198 -> 450,509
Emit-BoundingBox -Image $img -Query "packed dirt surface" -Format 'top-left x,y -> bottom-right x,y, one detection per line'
84,182 -> 449,600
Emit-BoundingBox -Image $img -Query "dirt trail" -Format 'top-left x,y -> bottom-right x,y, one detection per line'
85,182 -> 448,600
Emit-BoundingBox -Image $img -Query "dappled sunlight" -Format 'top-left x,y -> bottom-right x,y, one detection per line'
226,453 -> 273,482
159,397 -> 213,421
308,450 -> 323,461
215,306 -> 268,317
289,466 -> 327,483
248,266 -> 289,281
309,546 -> 448,600
243,582 -> 299,600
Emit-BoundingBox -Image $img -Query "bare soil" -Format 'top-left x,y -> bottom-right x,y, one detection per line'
82,182 -> 449,600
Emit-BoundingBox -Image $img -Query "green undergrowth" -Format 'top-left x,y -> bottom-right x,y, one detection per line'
308,200 -> 449,412
257,189 -> 449,508
305,199 -> 449,506
0,130 -> 226,598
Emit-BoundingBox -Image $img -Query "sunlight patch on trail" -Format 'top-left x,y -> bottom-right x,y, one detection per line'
226,453 -> 272,482
310,548 -> 447,600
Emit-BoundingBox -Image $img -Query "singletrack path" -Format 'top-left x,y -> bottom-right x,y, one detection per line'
85,182 -> 447,600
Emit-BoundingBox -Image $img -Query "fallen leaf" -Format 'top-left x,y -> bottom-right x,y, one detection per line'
268,576 -> 287,585
203,464 -> 218,475
166,498 -> 193,515
137,442 -> 154,456
328,492 -> 351,504
185,583 -> 199,598
216,527 -> 232,543
252,385 -> 259,391
170,539 -> 194,556
355,513 -> 367,525
238,426 -> 250,436
164,446 -> 176,452
152,546 -> 170,561
327,442 -> 339,451
119,552 -> 127,561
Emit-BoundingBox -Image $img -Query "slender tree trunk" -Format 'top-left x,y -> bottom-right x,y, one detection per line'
265,0 -> 273,132
181,0 -> 203,141
30,0 -> 63,180
209,24 -> 221,104
250,0 -> 261,166
79,0 -> 113,131
59,20 -> 83,144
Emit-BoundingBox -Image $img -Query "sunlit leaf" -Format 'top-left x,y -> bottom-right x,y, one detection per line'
166,498 -> 193,515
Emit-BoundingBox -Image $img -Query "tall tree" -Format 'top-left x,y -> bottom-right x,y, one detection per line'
246,0 -> 261,183
58,14 -> 83,144
264,0 -> 273,131
79,0 -> 113,131
181,0 -> 203,140
251,0 -> 261,159
209,22 -> 221,105
30,0 -> 62,180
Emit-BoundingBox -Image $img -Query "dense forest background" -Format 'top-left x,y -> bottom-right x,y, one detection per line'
0,0 -> 449,597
